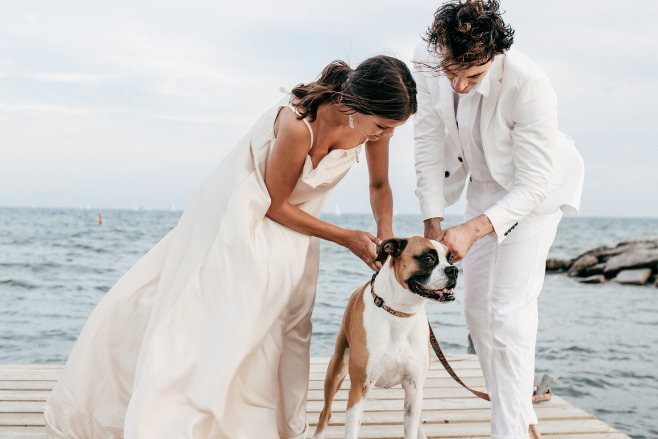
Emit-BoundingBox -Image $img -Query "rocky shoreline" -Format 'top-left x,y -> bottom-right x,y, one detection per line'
546,237 -> 658,286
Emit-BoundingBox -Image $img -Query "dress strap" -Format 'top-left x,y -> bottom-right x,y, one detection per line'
287,104 -> 314,151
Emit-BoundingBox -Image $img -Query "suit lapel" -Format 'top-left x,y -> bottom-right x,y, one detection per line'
480,54 -> 504,147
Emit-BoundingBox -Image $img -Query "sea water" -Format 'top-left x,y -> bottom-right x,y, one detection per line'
0,208 -> 656,438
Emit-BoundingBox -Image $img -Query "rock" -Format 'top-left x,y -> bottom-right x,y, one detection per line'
578,275 -> 606,284
582,262 -> 606,277
559,237 -> 658,286
573,238 -> 658,263
573,244 -> 630,262
546,258 -> 572,272
568,254 -> 599,277
603,247 -> 658,277
611,268 -> 653,285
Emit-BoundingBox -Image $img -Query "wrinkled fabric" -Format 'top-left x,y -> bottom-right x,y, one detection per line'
463,179 -> 561,439
45,98 -> 362,439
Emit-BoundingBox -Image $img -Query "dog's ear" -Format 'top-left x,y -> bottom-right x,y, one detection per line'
376,238 -> 408,262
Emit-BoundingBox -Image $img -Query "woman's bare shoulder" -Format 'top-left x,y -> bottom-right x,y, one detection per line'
274,106 -> 312,148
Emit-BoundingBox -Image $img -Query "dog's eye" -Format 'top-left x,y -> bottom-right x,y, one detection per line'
422,254 -> 435,264
447,252 -> 454,264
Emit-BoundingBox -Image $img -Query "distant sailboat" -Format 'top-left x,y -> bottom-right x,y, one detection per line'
334,204 -> 341,216
168,203 -> 176,213
29,202 -> 36,209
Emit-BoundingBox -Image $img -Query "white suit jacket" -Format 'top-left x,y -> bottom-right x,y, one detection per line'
413,43 -> 584,242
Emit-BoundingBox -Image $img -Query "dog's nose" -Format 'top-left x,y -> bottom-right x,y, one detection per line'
444,265 -> 458,279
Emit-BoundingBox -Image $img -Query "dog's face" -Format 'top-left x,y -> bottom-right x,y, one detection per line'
376,236 -> 458,302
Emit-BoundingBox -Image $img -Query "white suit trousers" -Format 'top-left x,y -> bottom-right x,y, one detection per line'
463,180 -> 562,439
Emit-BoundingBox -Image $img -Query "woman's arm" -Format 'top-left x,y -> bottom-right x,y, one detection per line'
265,108 -> 381,270
364,138 -> 394,241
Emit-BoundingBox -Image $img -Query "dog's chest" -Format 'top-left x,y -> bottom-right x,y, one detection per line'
363,306 -> 429,388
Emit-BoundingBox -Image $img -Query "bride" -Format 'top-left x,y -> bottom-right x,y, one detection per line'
45,55 -> 417,439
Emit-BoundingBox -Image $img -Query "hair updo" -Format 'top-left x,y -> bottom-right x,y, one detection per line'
291,55 -> 417,122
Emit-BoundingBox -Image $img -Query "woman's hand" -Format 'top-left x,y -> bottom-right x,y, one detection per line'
341,229 -> 383,271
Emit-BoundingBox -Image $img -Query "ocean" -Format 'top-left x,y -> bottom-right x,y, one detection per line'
0,207 -> 656,438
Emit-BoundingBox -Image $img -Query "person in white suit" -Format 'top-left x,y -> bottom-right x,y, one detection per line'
413,1 -> 584,438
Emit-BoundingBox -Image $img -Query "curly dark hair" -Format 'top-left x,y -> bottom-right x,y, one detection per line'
291,55 -> 417,122
424,0 -> 514,74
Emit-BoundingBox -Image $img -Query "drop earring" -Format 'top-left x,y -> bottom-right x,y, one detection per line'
348,114 -> 354,129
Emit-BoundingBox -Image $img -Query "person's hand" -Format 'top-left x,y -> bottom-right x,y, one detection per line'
423,217 -> 444,241
341,229 -> 383,271
440,215 -> 494,263
375,230 -> 394,256
439,223 -> 477,263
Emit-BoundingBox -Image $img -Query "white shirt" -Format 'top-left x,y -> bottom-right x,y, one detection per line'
454,73 -> 496,184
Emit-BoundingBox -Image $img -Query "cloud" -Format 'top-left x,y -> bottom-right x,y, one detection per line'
0,103 -> 92,115
0,0 -> 656,216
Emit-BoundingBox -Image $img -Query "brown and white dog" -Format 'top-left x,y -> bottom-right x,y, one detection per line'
312,236 -> 458,439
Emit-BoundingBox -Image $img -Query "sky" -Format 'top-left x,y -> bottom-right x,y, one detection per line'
1,0 -> 657,217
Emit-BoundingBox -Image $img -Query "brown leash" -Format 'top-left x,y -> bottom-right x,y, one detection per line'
428,321 -> 490,401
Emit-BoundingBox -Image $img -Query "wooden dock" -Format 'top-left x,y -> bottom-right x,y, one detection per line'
0,355 -> 630,438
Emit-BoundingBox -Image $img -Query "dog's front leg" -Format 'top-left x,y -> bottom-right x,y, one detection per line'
402,379 -> 424,439
344,380 -> 372,439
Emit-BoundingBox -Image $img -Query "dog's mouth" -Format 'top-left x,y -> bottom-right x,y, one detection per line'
410,280 -> 455,303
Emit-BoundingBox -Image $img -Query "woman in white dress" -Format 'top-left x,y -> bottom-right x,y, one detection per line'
45,55 -> 417,439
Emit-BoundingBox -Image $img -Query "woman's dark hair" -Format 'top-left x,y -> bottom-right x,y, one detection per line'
291,55 -> 417,122
424,0 -> 514,74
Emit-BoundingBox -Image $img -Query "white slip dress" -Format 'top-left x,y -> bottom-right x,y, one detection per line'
44,98 -> 362,439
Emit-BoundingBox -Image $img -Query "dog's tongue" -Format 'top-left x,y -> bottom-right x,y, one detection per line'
435,288 -> 455,302
439,289 -> 456,302
426,287 -> 455,301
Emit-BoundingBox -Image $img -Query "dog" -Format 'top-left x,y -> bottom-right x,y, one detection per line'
312,236 -> 458,439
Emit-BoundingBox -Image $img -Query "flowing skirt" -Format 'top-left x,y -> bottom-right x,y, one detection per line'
45,107 -> 334,438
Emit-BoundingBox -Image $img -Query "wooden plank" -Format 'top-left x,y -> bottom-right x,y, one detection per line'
0,402 -> 44,413
0,426 -> 45,439
0,359 -> 631,439
309,360 -> 483,373
0,391 -> 51,402
0,413 -> 44,426
0,371 -> 61,382
0,382 -> 56,391
0,366 -> 61,371
306,386 -> 489,401
305,405 -> 595,426
307,397 -> 492,412
307,376 -> 487,390
0,432 -> 629,439
307,395 -> 570,413
0,406 -> 595,428
310,418 -> 623,438
310,355 -> 479,364
309,368 -> 485,381
528,436 -> 631,439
